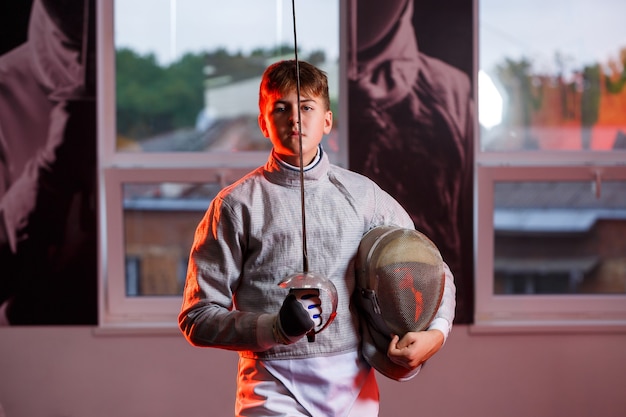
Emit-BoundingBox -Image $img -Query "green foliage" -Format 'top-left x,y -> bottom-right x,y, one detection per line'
581,64 -> 601,127
116,47 -> 331,140
116,48 -> 205,139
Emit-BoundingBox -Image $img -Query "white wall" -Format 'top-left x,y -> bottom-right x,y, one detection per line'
1,325 -> 625,417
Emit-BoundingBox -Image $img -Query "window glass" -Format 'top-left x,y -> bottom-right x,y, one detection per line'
113,0 -> 341,160
122,181 -> 217,296
106,0 -> 342,305
493,180 -> 626,295
479,0 -> 626,151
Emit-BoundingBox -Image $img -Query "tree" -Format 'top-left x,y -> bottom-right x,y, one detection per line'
115,47 -> 332,141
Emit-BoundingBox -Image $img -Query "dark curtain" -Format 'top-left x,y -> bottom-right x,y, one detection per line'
0,0 -> 98,325
347,0 -> 475,323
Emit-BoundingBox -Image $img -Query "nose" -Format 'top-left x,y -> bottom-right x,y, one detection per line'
290,110 -> 300,127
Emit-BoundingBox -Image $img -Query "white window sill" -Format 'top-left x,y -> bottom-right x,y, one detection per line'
93,321 -> 181,337
470,319 -> 626,335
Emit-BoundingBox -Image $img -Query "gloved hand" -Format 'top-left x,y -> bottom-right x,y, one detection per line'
273,289 -> 322,345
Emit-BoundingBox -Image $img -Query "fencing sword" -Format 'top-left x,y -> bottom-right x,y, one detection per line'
278,0 -> 338,342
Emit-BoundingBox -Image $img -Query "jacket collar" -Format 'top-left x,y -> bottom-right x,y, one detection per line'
263,147 -> 329,188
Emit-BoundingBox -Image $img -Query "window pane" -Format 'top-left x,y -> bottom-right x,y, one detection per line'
123,182 -> 217,296
493,180 -> 626,295
479,0 -> 626,151
114,0 -> 340,159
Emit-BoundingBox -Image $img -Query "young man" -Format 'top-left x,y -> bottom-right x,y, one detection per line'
179,59 -> 456,416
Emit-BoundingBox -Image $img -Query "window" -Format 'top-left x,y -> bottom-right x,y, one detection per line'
476,167 -> 626,328
476,0 -> 626,329
102,167 -> 251,323
99,0 -> 626,329
98,0 -> 343,325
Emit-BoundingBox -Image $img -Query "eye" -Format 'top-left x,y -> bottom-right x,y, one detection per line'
273,106 -> 287,113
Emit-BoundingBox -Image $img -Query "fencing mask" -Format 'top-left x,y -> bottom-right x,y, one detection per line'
355,225 -> 445,381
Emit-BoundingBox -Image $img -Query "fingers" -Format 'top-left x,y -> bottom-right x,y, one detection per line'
387,330 -> 444,370
291,288 -> 320,302
299,297 -> 322,327
292,289 -> 323,327
387,333 -> 422,370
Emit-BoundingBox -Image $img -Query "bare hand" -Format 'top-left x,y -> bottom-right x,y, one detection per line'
387,329 -> 445,370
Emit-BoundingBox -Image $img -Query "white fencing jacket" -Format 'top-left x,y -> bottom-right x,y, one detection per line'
179,147 -> 455,360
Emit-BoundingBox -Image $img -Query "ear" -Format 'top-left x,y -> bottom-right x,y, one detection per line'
323,110 -> 333,135
258,113 -> 270,138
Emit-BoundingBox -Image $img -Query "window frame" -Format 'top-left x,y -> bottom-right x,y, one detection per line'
474,163 -> 626,331
97,0 -> 348,327
98,0 -> 626,331
101,166 -> 254,325
474,0 -> 626,332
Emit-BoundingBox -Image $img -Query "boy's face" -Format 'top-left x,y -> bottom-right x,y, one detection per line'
258,89 -> 332,167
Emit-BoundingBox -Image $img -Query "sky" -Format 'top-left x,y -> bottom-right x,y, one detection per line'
480,0 -> 626,77
114,0 -> 626,95
114,0 -> 340,66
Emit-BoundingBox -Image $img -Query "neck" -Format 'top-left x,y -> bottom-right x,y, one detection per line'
276,147 -> 321,170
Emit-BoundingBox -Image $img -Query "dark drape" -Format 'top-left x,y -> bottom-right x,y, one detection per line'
0,0 -> 97,325
347,0 -> 475,323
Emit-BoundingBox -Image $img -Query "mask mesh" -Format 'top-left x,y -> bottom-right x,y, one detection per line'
375,261 -> 442,333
